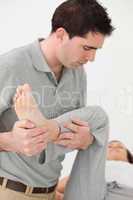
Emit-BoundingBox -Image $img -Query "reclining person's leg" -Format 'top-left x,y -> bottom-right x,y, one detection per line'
59,106 -> 109,200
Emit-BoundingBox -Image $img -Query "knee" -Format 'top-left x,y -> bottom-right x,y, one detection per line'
86,105 -> 109,128
88,106 -> 109,147
94,106 -> 109,124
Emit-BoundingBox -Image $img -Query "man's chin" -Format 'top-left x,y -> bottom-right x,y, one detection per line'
66,63 -> 82,68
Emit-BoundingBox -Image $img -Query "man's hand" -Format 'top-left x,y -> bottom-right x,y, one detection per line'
8,120 -> 49,156
55,118 -> 94,150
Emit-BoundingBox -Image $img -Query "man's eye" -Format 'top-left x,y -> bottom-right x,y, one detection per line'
83,46 -> 91,51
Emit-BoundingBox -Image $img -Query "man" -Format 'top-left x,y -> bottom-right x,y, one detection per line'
0,0 -> 114,199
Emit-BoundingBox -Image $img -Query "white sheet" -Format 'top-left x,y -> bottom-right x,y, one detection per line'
106,160 -> 133,188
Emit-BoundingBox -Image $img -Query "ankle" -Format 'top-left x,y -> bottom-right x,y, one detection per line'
47,120 -> 60,141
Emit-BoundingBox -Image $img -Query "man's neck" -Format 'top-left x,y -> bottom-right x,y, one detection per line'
40,37 -> 63,79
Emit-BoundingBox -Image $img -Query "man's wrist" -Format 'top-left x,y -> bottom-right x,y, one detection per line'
0,131 -> 13,152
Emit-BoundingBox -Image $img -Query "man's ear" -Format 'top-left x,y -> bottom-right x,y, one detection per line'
55,28 -> 69,41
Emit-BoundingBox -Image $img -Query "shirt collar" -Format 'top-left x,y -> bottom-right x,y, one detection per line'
30,38 -> 52,73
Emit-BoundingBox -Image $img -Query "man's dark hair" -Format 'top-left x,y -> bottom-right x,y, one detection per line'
51,0 -> 114,38
127,149 -> 133,164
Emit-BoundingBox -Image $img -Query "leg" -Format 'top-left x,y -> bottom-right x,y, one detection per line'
61,106 -> 109,200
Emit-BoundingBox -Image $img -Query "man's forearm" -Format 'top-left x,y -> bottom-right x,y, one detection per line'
0,131 -> 13,152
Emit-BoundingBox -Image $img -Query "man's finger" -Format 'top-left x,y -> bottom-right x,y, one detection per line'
56,132 -> 74,140
55,140 -> 70,147
71,118 -> 89,127
15,120 -> 35,129
29,127 -> 48,137
63,122 -> 79,133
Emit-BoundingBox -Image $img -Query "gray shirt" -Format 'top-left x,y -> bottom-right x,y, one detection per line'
0,39 -> 86,187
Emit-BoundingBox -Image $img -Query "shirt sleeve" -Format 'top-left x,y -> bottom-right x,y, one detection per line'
0,60 -> 24,134
0,65 -> 18,117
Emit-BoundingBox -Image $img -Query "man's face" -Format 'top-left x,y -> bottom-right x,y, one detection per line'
56,31 -> 105,68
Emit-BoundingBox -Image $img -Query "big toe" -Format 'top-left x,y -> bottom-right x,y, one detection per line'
22,84 -> 32,95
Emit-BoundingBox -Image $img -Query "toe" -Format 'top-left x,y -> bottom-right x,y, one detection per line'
16,85 -> 23,96
23,84 -> 32,93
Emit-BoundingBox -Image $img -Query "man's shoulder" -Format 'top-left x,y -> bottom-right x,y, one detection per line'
0,42 -> 32,73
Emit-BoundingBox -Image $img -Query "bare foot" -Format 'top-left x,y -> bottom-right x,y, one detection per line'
14,84 -> 46,127
14,84 -> 59,141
